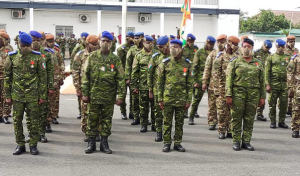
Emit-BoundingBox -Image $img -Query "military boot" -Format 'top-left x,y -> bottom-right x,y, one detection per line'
256,115 -> 266,121
233,143 -> 240,151
30,146 -> 39,155
13,145 -> 26,155
121,113 -> 127,120
40,134 -> 48,143
96,133 -> 101,142
174,145 -> 185,152
278,122 -> 288,129
155,132 -> 162,142
46,124 -> 52,133
286,111 -> 292,117
52,118 -> 59,124
226,133 -> 232,138
140,125 -> 147,133
0,116 -> 3,123
100,136 -> 112,154
219,133 -> 226,139
85,138 -> 96,154
241,143 -> 254,151
292,131 -> 299,138
129,112 -> 134,119
131,119 -> 140,125
3,116 -> 10,124
270,123 -> 276,129
77,113 -> 81,119
209,125 -> 216,130
162,144 -> 171,152
188,117 -> 194,125
195,112 -> 200,118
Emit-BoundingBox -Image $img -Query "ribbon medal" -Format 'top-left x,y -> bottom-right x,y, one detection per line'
255,62 -> 258,68
31,60 -> 34,68
5,49 -> 8,53
111,64 -> 114,72
285,58 -> 288,63
42,54 -> 45,58
183,68 -> 187,76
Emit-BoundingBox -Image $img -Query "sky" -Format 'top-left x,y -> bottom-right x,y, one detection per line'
239,0 -> 300,16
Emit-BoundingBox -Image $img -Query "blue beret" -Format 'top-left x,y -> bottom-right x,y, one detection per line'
157,36 -> 169,45
170,35 -> 175,39
61,33 -> 64,35
170,39 -> 183,46
187,33 -> 196,40
71,34 -> 75,36
207,36 -> 216,43
134,32 -> 144,36
144,35 -> 154,41
29,30 -> 42,38
276,39 -> 285,46
81,32 -> 89,38
102,31 -> 113,40
264,40 -> 272,48
127,31 -> 134,37
19,31 -> 32,45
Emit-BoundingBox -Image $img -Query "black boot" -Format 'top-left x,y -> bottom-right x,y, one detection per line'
286,111 -> 292,117
40,135 -> 48,143
0,116 -> 3,123
52,118 -> 59,124
241,143 -> 254,151
30,146 -> 39,155
121,113 -> 127,120
270,123 -> 276,129
13,145 -> 26,155
174,145 -> 186,152
100,136 -> 112,154
162,144 -> 170,152
256,115 -> 267,121
188,117 -> 194,125
3,116 -> 10,124
140,125 -> 147,133
85,138 -> 96,154
129,112 -> 134,119
77,114 -> 81,119
278,122 -> 288,129
233,143 -> 240,151
292,131 -> 299,138
96,133 -> 101,142
131,119 -> 140,125
84,134 -> 89,142
226,133 -> 232,138
155,132 -> 162,142
219,133 -> 226,139
195,112 -> 200,118
209,125 -> 216,130
46,124 -> 52,133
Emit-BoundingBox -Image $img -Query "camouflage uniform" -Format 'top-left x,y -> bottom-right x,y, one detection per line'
148,51 -> 170,132
131,48 -> 155,126
55,37 -> 66,59
81,51 -> 125,137
111,36 -> 117,53
125,45 -> 142,121
225,56 -> 266,143
157,56 -> 193,145
67,37 -> 77,56
1,47 -> 12,118
71,43 -> 85,69
4,50 -> 47,147
287,54 -> 300,132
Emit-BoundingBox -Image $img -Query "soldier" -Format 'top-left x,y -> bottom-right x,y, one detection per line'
169,35 -> 175,41
125,32 -> 144,125
44,34 -> 65,132
213,36 -> 240,139
117,31 -> 134,120
158,39 -> 192,152
285,35 -> 299,117
151,34 -> 158,50
39,31 -> 46,46
82,31 -> 125,154
202,34 -> 227,130
0,29 -> 13,51
148,36 -> 170,142
58,33 -> 66,59
68,34 -> 77,57
110,32 -> 117,53
188,36 -> 216,125
131,35 -> 155,133
72,35 -> 100,142
253,40 -> 272,121
265,39 -> 289,129
287,53 -> 300,138
226,38 -> 265,151
5,31 -> 47,155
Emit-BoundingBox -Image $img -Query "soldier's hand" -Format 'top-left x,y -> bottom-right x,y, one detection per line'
266,84 -> 272,93
59,79 -> 64,86
149,91 -> 154,99
5,98 -> 13,105
202,84 -> 208,91
194,83 -> 200,88
258,99 -> 265,107
289,91 -> 294,98
133,89 -> 139,94
39,98 -> 45,105
82,96 -> 90,103
159,102 -> 164,110
226,96 -> 233,108
126,79 -> 130,86
115,99 -> 123,106
48,90 -> 55,97
184,103 -> 190,110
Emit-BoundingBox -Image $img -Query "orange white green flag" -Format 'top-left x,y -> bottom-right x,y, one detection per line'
180,0 -> 192,46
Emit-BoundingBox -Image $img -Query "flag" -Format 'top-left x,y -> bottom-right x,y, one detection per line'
180,0 -> 192,46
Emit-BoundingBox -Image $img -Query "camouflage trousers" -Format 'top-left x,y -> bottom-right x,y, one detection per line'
154,94 -> 163,132
268,89 -> 288,123
207,86 -> 218,125
120,85 -> 131,114
13,100 -> 40,146
0,79 -> 12,117
39,101 -> 48,135
288,88 -> 293,112
256,104 -> 265,116
139,90 -> 155,126
163,105 -> 185,145
231,87 -> 260,143
60,46 -> 65,59
69,47 -> 75,56
47,88 -> 60,124
80,100 -> 88,133
217,96 -> 231,133
292,84 -> 300,131
189,88 -> 204,118
77,96 -> 81,115
131,89 -> 140,120
86,103 -> 114,137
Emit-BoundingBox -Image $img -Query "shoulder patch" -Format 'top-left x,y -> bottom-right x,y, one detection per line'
230,57 -> 237,62
216,51 -> 222,58
185,58 -> 192,63
291,54 -> 297,60
76,50 -> 83,56
162,58 -> 170,63
32,50 -> 41,55
54,43 -> 59,47
152,52 -> 159,58
44,48 -> 51,53
49,48 -> 55,53
8,50 -> 17,56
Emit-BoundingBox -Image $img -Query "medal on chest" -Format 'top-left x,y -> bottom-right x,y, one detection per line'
255,62 -> 258,68
31,60 -> 34,68
111,64 -> 114,72
285,58 -> 288,63
183,68 -> 187,76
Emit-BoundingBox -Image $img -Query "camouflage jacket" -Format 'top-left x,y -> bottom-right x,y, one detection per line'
72,49 -> 89,94
284,47 -> 299,57
225,56 -> 266,99
81,51 -> 126,105
68,38 -> 77,49
182,45 -> 197,62
51,47 -> 65,87
41,47 -> 55,91
117,43 -> 132,68
192,47 -> 212,85
202,49 -> 223,86
5,44 -> 13,52
71,43 -> 85,63
111,37 -> 117,53
287,54 -> 300,93
157,56 -> 193,106
131,48 -> 155,90
0,48 -> 9,79
253,47 -> 271,67
55,37 -> 66,47
4,50 -> 47,102
125,45 -> 142,80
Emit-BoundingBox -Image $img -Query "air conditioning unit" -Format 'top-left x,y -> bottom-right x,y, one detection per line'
138,13 -> 152,23
79,14 -> 91,23
11,9 -> 26,19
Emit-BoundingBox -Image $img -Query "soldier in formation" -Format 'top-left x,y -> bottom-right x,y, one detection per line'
68,34 -> 77,57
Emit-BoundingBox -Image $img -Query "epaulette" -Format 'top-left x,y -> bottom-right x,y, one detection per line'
185,58 -> 192,63
152,52 -> 159,58
54,47 -> 60,52
32,50 -> 41,55
76,50 -> 83,56
162,58 -> 170,63
49,48 -> 55,53
44,48 -> 51,53
8,50 -> 17,56
54,43 -> 59,47
216,51 -> 222,58
230,57 -> 237,62
291,54 -> 297,60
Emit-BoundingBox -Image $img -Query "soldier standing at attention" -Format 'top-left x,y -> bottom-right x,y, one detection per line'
68,34 -> 77,57
202,34 -> 227,130
188,36 -> 215,125
5,31 -> 47,155
226,38 -> 265,151
110,32 -> 117,53
117,31 -> 134,120
151,34 -> 158,50
82,31 -> 125,154
265,39 -> 289,129
253,40 -> 272,121
59,33 -> 66,59
125,32 -> 144,125
158,39 -> 193,152
131,35 -> 155,133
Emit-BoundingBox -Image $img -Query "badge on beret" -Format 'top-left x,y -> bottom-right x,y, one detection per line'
31,60 -> 34,68
207,39 -> 210,42
183,68 -> 187,76
111,64 -> 114,72
189,37 -> 191,40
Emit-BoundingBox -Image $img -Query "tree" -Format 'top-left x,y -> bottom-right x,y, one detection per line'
240,10 -> 291,33
281,29 -> 290,37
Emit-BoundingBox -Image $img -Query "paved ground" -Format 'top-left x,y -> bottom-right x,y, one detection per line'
0,60 -> 300,176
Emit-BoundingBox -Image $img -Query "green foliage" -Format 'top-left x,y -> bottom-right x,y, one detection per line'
280,29 -> 290,37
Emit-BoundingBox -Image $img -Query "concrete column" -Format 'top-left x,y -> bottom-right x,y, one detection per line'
29,8 -> 34,30
160,13 -> 164,36
97,10 -> 102,34
121,0 -> 127,44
